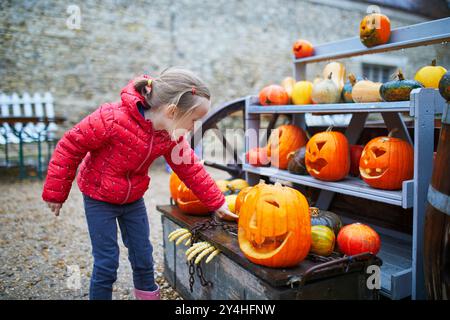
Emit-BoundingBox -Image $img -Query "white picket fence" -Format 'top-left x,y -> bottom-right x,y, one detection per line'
0,92 -> 58,144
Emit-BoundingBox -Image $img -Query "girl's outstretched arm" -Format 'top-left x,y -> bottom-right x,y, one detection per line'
42,105 -> 114,205
164,136 -> 235,218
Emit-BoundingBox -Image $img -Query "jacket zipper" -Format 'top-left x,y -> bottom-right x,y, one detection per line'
121,134 -> 154,204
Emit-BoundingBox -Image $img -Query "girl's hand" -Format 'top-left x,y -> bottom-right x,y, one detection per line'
46,202 -> 63,216
215,202 -> 238,220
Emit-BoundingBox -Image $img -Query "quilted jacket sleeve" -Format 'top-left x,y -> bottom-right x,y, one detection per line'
164,137 -> 225,211
42,105 -> 114,203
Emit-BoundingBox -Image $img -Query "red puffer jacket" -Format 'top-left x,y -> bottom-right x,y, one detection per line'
42,77 -> 225,211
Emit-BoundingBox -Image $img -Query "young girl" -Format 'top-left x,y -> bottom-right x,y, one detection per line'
42,67 -> 237,300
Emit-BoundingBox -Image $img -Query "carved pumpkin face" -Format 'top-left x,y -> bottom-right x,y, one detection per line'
170,172 -> 210,215
238,182 -> 311,268
305,130 -> 350,181
359,13 -> 391,48
359,135 -> 413,190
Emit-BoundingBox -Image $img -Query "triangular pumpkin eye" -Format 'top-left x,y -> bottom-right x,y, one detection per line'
371,147 -> 386,158
316,141 -> 327,151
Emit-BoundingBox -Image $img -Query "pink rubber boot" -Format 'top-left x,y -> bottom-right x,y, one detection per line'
134,284 -> 161,300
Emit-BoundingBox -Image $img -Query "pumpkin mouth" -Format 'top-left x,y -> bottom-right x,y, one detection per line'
359,167 -> 388,179
239,230 -> 292,258
306,158 -> 328,174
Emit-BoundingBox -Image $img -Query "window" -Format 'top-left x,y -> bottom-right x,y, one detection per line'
362,63 -> 397,83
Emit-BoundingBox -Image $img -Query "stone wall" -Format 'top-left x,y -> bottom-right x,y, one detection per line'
0,0 -> 448,128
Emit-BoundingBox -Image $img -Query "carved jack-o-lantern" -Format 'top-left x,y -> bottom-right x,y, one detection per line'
359,132 -> 413,190
305,129 -> 350,181
238,182 -> 311,268
170,172 -> 210,215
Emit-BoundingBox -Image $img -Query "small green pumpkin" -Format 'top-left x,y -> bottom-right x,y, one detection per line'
310,225 -> 335,256
438,71 -> 450,101
380,69 -> 423,101
310,207 -> 342,235
287,147 -> 308,175
341,74 -> 360,103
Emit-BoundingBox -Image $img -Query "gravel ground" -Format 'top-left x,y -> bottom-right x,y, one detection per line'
0,159 -> 228,300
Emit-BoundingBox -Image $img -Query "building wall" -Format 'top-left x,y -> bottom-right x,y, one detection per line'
0,0 -> 448,128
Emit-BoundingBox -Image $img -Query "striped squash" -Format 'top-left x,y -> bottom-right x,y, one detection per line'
310,225 -> 335,256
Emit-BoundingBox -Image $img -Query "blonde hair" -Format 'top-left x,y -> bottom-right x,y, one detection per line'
134,67 -> 211,118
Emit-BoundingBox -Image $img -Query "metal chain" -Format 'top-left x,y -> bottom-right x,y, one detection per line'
187,216 -> 237,292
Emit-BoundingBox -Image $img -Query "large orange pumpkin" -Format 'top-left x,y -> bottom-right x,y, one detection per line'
170,172 -> 210,215
359,132 -> 413,190
259,85 -> 289,106
305,129 -> 350,181
238,182 -> 311,268
267,124 -> 308,170
359,13 -> 391,47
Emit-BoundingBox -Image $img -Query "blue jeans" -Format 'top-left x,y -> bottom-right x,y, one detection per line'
83,194 -> 158,300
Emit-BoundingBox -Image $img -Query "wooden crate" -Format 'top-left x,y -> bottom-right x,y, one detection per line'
159,205 -> 382,300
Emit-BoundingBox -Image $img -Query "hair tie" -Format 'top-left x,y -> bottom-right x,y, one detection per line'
191,86 -> 196,95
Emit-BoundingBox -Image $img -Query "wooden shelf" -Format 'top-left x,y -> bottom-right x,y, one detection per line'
243,164 -> 414,209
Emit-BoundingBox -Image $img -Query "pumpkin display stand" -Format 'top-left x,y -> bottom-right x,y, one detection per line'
158,204 -> 381,300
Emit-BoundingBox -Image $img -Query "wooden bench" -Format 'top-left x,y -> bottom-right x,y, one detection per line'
158,204 -> 382,300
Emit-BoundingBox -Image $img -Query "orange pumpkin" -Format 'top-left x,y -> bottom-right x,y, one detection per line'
235,186 -> 253,216
170,172 -> 210,215
337,223 -> 381,256
292,39 -> 314,59
359,131 -> 413,190
305,129 -> 350,181
267,124 -> 308,170
246,147 -> 270,166
259,85 -> 289,106
360,13 -> 391,48
238,182 -> 311,268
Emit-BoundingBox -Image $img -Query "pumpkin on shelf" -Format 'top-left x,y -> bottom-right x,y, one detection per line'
292,39 -> 314,59
310,225 -> 336,256
337,223 -> 381,256
349,144 -> 365,177
323,62 -> 346,92
238,182 -> 311,268
246,146 -> 270,167
291,81 -> 314,105
380,69 -> 423,101
359,130 -> 413,190
351,79 -> 383,103
281,77 -> 296,103
267,124 -> 308,170
287,146 -> 308,175
311,72 -> 341,104
439,70 -> 450,101
414,59 -> 447,89
305,128 -> 350,181
309,207 -> 342,235
359,12 -> 391,48
341,74 -> 360,103
259,85 -> 290,106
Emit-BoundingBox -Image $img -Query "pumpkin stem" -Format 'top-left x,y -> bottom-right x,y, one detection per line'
309,207 -> 320,217
326,125 -> 334,132
397,69 -> 405,81
348,73 -> 356,86
388,128 -> 399,138
431,59 -> 437,66
327,72 -> 333,80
